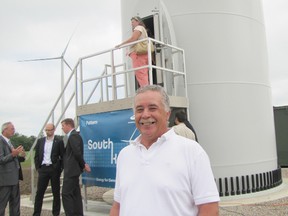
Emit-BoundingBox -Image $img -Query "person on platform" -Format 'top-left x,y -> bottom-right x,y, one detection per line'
33,123 -> 63,216
0,122 -> 26,216
110,85 -> 219,216
61,118 -> 91,216
116,16 -> 150,87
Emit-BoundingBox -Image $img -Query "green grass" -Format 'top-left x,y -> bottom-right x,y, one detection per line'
21,151 -> 33,168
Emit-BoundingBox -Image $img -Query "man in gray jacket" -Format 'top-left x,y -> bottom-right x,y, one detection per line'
0,122 -> 26,216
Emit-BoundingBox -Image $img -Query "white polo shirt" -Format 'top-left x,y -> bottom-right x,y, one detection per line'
114,129 -> 219,216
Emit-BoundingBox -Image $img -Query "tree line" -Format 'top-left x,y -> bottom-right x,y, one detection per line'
10,133 -> 37,151
10,133 -> 64,151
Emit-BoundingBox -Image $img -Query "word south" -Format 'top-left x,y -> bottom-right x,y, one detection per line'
87,138 -> 113,150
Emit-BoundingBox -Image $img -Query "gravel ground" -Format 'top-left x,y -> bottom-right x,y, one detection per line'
4,168 -> 288,215
220,198 -> 288,216
220,168 -> 288,216
5,186 -> 110,216
5,168 -> 110,216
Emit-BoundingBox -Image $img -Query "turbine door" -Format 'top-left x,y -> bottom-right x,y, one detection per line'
152,13 -> 164,86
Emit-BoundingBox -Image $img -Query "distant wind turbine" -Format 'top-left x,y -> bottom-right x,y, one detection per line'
18,32 -> 75,117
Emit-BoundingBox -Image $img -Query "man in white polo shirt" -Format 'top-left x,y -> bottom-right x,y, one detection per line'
110,85 -> 220,216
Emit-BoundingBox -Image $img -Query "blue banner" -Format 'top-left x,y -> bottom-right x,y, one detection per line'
80,109 -> 139,187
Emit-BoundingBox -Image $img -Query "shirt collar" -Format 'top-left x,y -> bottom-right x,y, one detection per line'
66,129 -> 74,137
1,135 -> 10,143
46,136 -> 54,141
131,129 -> 173,147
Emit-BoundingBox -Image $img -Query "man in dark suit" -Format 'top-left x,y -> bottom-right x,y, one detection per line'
61,118 -> 91,216
0,122 -> 26,216
33,123 -> 63,216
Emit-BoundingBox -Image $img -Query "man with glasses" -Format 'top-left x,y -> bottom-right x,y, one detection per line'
33,123 -> 63,216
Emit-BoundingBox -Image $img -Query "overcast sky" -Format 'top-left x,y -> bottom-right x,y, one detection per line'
0,0 -> 287,136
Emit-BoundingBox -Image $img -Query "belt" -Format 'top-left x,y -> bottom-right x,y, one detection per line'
41,164 -> 52,167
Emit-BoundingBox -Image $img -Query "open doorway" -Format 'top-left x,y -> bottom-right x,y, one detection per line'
141,15 -> 164,86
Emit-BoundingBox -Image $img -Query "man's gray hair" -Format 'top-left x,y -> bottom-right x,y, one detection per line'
134,85 -> 170,112
1,122 -> 12,133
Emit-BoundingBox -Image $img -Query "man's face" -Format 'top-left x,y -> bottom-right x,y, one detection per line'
61,122 -> 70,134
134,90 -> 170,145
2,123 -> 15,139
45,124 -> 55,137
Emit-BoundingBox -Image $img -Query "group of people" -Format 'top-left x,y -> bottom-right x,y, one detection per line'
34,118 -> 91,216
1,85 -> 219,216
0,118 -> 91,216
1,14 -> 219,216
2,19 -> 218,213
2,12 -> 218,214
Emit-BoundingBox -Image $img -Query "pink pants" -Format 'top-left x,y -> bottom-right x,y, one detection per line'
130,52 -> 149,87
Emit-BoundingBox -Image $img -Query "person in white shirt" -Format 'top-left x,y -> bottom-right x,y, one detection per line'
33,123 -> 63,216
110,85 -> 219,216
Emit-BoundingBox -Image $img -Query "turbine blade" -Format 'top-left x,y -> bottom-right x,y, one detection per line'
61,23 -> 79,57
18,56 -> 61,62
62,31 -> 76,57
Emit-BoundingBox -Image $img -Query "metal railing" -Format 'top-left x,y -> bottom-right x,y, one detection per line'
75,37 -> 187,106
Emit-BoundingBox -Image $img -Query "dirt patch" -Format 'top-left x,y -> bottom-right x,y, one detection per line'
20,168 -> 111,201
19,168 -> 32,195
